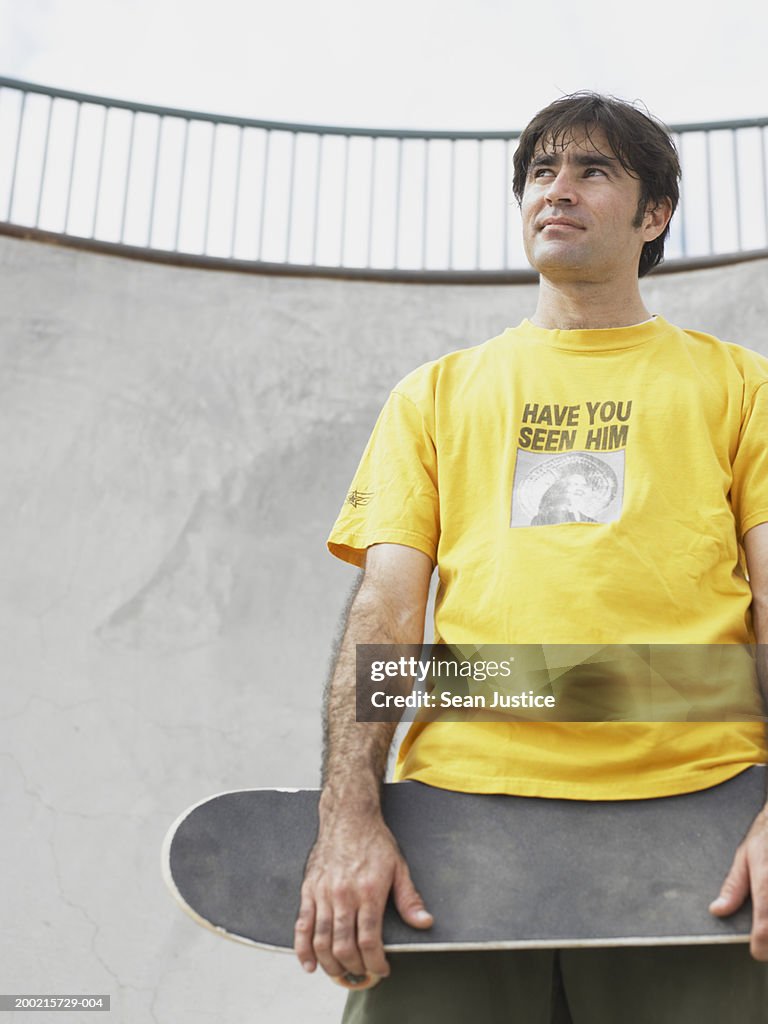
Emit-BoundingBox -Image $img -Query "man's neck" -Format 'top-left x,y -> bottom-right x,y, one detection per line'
530,276 -> 653,331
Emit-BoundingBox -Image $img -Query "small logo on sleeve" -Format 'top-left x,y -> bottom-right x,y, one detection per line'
346,489 -> 373,508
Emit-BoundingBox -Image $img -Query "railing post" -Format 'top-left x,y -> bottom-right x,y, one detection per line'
146,114 -> 163,248
6,89 -> 27,222
421,138 -> 429,270
34,95 -> 54,228
119,111 -> 136,244
366,136 -> 377,269
174,119 -> 190,253
311,133 -> 323,266
257,129 -> 270,262
732,129 -> 742,253
339,134 -> 350,267
705,131 -> 714,256
203,121 -> 217,255
229,125 -> 244,259
448,139 -> 455,270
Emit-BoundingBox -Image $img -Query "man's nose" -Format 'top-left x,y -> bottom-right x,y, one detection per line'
544,168 -> 577,204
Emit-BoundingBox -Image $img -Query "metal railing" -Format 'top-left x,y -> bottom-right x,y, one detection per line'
1,75 -> 767,278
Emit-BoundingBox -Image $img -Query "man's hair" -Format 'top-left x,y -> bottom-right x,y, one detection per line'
512,92 -> 681,277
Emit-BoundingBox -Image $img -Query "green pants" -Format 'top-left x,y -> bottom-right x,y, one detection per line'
342,946 -> 768,1024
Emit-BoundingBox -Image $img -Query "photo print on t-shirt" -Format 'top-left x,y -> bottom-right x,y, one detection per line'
510,449 -> 625,527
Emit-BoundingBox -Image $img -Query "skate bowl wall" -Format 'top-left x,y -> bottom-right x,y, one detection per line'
0,230 -> 766,1021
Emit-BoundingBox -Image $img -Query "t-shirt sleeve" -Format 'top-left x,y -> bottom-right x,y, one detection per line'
327,388 -> 439,567
732,380 -> 768,538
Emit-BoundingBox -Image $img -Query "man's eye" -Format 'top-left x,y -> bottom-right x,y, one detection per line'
584,167 -> 606,177
533,168 -> 554,178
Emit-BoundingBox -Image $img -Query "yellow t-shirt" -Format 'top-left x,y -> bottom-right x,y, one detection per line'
328,317 -> 768,799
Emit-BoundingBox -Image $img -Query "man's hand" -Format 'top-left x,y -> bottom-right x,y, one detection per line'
710,804 -> 768,960
294,810 -> 433,982
296,543 -> 434,983
718,525 -> 768,959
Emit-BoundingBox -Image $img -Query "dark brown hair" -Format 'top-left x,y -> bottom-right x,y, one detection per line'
512,93 -> 681,277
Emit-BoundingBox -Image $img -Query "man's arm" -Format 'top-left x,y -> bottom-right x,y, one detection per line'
294,542 -> 435,982
710,521 -> 768,960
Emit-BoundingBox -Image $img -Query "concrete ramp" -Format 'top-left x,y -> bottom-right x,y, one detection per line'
0,231 -> 766,1021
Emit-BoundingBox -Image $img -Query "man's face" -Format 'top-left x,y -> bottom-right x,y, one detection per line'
520,126 -> 668,282
564,474 -> 588,502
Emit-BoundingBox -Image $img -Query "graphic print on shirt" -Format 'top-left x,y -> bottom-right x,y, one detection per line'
509,399 -> 631,527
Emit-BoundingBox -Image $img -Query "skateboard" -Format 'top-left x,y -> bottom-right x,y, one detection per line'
162,766 -> 765,989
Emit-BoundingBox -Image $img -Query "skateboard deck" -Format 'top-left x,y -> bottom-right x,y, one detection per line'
162,767 -> 764,986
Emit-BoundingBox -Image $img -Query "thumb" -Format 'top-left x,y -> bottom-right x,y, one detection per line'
392,860 -> 433,929
710,845 -> 750,916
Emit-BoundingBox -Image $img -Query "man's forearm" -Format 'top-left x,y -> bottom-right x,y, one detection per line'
754,604 -> 768,716
296,551 -> 434,979
319,571 -> 426,822
752,602 -> 768,800
745,525 -> 768,732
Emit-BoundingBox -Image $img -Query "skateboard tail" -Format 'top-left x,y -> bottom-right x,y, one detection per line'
161,789 -> 308,957
161,797 -> 382,989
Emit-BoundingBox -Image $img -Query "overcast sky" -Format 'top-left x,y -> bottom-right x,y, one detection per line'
0,0 -> 766,130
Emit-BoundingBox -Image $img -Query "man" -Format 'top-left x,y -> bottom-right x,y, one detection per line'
294,92 -> 768,1022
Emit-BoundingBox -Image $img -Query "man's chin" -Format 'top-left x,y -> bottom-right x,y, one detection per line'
531,259 -> 602,284
525,240 -> 587,271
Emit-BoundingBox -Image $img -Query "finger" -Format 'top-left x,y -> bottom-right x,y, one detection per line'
746,842 -> 768,960
312,898 -> 346,979
356,900 -> 390,979
294,894 -> 317,973
710,845 -> 750,916
392,860 -> 433,929
330,905 -> 367,980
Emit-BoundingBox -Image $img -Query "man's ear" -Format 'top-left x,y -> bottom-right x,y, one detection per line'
643,197 -> 673,242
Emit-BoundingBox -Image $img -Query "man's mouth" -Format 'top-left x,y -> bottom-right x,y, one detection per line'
539,218 -> 585,231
